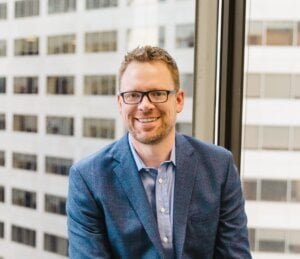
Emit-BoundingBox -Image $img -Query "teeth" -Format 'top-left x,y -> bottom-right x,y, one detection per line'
138,117 -> 158,123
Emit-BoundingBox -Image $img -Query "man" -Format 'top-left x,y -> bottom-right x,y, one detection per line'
67,46 -> 251,258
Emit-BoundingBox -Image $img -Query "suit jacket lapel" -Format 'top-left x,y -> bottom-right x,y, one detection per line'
173,134 -> 199,258
112,135 -> 165,257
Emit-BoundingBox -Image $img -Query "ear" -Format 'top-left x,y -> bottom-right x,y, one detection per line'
176,89 -> 184,113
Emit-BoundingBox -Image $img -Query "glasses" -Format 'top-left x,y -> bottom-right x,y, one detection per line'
119,90 -> 176,104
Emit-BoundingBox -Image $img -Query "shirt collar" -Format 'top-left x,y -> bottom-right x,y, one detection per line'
128,134 -> 176,171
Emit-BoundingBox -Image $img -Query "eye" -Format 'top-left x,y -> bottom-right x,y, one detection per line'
126,92 -> 140,99
151,91 -> 166,97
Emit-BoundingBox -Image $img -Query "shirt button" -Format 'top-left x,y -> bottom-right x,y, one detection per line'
158,178 -> 163,184
160,207 -> 165,213
163,237 -> 168,243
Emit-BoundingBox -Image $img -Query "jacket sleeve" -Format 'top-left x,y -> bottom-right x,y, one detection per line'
66,165 -> 112,259
214,153 -> 252,259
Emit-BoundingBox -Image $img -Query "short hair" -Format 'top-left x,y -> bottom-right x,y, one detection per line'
118,46 -> 180,91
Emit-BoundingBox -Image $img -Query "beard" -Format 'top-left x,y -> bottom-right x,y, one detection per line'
127,117 -> 175,145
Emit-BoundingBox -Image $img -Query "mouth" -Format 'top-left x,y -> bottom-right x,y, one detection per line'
136,117 -> 159,123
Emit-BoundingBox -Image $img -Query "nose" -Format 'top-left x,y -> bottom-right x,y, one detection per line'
138,93 -> 155,110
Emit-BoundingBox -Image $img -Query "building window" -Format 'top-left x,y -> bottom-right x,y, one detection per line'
295,75 -> 300,99
262,126 -> 289,150
243,179 -> 257,200
86,0 -> 117,9
291,181 -> 300,202
180,73 -> 193,97
261,180 -> 287,202
12,188 -> 37,209
0,77 -> 6,93
85,31 -> 117,52
0,40 -> 6,57
244,125 -> 259,149
83,118 -> 115,139
246,73 -> 261,98
289,230 -> 300,253
45,156 -> 72,176
45,194 -> 66,215
247,21 -> 263,45
0,222 -> 4,239
14,76 -> 38,94
293,127 -> 300,150
47,76 -> 74,95
266,22 -> 293,46
14,37 -> 39,56
48,0 -> 76,14
12,225 -> 36,247
0,114 -> 5,130
13,114 -> 38,133
12,152 -> 37,171
48,34 -> 76,55
0,185 -> 4,202
176,122 -> 192,136
15,0 -> 39,18
264,74 -> 291,99
84,75 -> 116,95
258,229 -> 285,253
0,3 -> 7,20
0,151 -> 4,166
46,116 -> 74,136
176,24 -> 194,48
44,233 -> 68,256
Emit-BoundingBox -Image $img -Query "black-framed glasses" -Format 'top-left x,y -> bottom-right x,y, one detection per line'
119,90 -> 177,104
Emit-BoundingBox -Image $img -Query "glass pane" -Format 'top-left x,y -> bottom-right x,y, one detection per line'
242,1 -> 300,257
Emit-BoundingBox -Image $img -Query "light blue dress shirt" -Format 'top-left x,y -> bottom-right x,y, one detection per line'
128,134 -> 176,257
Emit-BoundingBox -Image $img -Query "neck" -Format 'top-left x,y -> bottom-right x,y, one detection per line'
130,132 -> 175,168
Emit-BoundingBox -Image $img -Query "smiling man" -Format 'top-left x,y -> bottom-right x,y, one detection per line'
67,46 -> 251,259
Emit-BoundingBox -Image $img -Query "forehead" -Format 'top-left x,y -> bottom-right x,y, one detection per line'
120,61 -> 174,91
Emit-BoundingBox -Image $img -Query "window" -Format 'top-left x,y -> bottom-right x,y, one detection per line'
0,3 -> 7,20
0,114 -> 5,130
293,127 -> 300,150
246,74 -> 261,98
0,151 -> 4,166
15,0 -> 39,18
243,179 -> 257,200
47,34 -> 75,54
0,185 -> 4,202
14,76 -> 38,94
126,26 -> 165,50
83,118 -> 115,139
12,152 -> 37,171
0,77 -> 6,93
289,230 -> 300,253
0,222 -> 3,239
85,31 -> 117,52
176,24 -> 194,48
180,73 -> 193,97
244,125 -> 259,149
13,114 -> 38,133
291,181 -> 300,202
45,194 -> 66,215
294,75 -> 300,98
247,21 -> 263,45
44,233 -> 68,256
262,126 -> 289,150
264,74 -> 291,99
48,0 -> 76,14
12,188 -> 37,209
266,22 -> 293,46
14,37 -> 39,56
86,0 -> 117,9
261,180 -> 287,202
0,40 -> 6,57
258,229 -> 285,252
12,225 -> 36,247
298,22 -> 300,46
46,116 -> 74,136
84,75 -> 116,95
47,76 -> 74,95
45,156 -> 72,176
176,122 -> 192,136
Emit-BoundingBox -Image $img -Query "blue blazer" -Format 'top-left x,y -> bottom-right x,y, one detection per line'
67,133 -> 251,259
